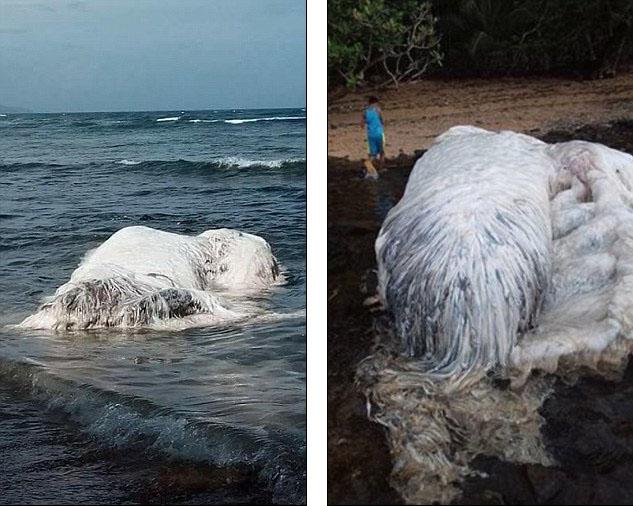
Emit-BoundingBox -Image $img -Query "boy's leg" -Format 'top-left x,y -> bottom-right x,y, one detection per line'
365,136 -> 379,179
375,133 -> 385,168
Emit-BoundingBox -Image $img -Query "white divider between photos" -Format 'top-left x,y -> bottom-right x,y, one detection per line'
307,0 -> 327,503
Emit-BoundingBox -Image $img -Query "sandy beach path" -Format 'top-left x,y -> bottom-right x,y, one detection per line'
328,72 -> 633,160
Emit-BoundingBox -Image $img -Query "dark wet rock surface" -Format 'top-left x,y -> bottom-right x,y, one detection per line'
328,119 -> 633,505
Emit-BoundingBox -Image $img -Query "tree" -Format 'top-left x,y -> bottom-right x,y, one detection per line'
328,0 -> 442,88
328,0 -> 633,88
433,0 -> 633,77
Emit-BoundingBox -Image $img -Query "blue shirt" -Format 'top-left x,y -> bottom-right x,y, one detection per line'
364,105 -> 383,138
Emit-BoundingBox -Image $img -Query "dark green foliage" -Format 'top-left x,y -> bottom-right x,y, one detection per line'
328,0 -> 633,87
328,0 -> 442,88
436,0 -> 633,77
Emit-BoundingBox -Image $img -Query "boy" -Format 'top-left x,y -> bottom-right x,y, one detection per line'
360,96 -> 385,179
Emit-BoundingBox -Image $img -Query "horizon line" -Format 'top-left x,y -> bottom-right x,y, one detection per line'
2,105 -> 307,115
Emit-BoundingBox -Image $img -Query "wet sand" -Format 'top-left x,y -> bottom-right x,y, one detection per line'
328,119 -> 633,504
328,73 -> 633,160
328,157 -> 412,505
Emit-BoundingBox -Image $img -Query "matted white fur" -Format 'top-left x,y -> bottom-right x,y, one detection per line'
362,126 -> 633,504
19,226 -> 281,330
376,126 -> 554,376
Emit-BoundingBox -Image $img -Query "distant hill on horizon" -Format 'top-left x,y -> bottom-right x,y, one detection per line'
0,104 -> 31,113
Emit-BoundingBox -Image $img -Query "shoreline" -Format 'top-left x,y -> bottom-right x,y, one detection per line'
328,72 -> 633,161
328,119 -> 633,505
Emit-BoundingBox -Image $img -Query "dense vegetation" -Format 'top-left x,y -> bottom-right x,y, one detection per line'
328,0 -> 633,87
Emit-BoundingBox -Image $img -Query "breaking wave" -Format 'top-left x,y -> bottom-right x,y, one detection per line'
3,158 -> 306,173
0,112 -> 306,132
154,115 -> 305,125
224,116 -> 306,124
0,356 -> 305,504
116,158 -> 307,172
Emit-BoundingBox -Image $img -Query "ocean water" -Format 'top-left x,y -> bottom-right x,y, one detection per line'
0,109 -> 306,504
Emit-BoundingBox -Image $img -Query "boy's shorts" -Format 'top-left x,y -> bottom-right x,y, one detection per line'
367,133 -> 384,158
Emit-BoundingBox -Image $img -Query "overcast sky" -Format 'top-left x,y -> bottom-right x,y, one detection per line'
0,0 -> 305,112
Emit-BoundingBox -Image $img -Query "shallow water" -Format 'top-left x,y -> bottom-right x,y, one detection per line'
0,109 -> 306,504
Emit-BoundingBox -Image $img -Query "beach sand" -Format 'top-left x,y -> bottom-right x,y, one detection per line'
328,83 -> 633,503
328,72 -> 633,161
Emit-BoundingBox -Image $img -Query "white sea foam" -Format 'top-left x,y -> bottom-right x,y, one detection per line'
19,226 -> 281,331
224,116 -> 306,124
109,157 -> 304,168
186,116 -> 305,125
218,156 -> 305,168
156,116 -> 180,122
361,126 -> 633,504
